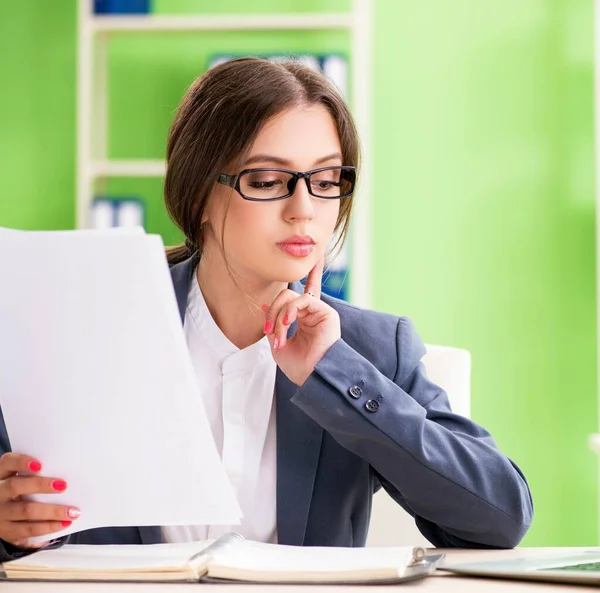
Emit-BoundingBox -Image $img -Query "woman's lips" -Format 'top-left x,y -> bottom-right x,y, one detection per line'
276,242 -> 316,257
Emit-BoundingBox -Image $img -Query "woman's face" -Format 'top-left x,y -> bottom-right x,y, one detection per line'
204,104 -> 343,285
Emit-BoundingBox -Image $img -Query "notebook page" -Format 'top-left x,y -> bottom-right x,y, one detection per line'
5,543 -> 212,573
209,541 -> 415,577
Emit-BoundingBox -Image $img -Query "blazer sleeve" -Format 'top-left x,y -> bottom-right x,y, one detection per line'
291,316 -> 533,549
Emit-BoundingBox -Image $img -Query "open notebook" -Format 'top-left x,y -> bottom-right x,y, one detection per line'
1,533 -> 443,584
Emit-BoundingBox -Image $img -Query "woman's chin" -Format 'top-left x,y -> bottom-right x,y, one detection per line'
270,262 -> 315,284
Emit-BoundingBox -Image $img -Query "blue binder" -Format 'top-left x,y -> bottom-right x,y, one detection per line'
94,0 -> 150,14
91,198 -> 145,229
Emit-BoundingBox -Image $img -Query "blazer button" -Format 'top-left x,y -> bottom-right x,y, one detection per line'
348,385 -> 362,399
365,399 -> 379,412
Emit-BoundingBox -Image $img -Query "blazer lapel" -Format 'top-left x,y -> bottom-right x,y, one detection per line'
275,369 -> 323,545
169,253 -> 199,322
276,281 -> 324,545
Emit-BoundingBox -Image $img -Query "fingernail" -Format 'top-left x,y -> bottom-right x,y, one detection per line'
28,460 -> 42,473
52,480 -> 67,492
283,314 -> 289,325
264,320 -> 272,334
67,507 -> 81,519
273,337 -> 279,350
261,303 -> 269,312
61,521 -> 72,527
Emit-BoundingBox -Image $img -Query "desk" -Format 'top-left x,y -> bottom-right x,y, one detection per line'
2,548 -> 598,591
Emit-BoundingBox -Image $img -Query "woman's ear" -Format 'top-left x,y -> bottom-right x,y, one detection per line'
200,198 -> 213,225
201,186 -> 221,225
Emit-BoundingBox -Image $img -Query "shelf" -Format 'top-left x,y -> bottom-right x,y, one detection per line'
91,160 -> 166,178
91,13 -> 353,33
77,0 -> 372,306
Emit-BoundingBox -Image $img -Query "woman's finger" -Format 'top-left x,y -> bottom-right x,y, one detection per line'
273,294 -> 321,348
0,476 -> 68,503
2,521 -> 69,545
263,289 -> 298,341
0,500 -> 80,523
304,255 -> 325,299
0,453 -> 42,481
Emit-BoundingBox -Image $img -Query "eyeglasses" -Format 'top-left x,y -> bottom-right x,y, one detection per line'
218,166 -> 356,202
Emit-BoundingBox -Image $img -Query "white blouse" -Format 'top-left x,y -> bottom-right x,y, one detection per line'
161,275 -> 278,544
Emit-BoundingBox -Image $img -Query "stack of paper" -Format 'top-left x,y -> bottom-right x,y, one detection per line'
0,228 -> 241,542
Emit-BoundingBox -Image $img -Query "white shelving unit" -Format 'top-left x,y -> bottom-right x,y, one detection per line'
91,14 -> 354,31
76,0 -> 373,307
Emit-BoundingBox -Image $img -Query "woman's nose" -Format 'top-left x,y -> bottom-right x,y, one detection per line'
283,179 -> 315,221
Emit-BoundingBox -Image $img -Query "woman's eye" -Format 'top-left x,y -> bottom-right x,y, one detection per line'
249,180 -> 282,189
313,180 -> 339,189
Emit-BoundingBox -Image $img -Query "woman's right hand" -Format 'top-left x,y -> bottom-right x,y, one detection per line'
0,453 -> 80,548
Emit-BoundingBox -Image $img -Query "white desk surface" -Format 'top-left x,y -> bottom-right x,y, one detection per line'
3,547 -> 599,592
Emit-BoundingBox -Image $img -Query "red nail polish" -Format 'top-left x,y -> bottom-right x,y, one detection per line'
264,321 -> 272,334
61,521 -> 72,527
273,337 -> 280,350
283,314 -> 289,325
52,480 -> 67,492
28,461 -> 42,473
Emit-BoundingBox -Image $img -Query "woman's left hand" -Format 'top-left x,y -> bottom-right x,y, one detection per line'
262,256 -> 341,386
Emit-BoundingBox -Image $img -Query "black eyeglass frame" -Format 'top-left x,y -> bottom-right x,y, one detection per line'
217,166 -> 356,202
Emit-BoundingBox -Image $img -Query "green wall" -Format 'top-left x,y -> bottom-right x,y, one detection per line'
0,0 -> 596,546
373,1 -> 597,546
0,1 -> 76,230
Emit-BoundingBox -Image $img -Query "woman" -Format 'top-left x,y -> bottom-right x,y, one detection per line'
0,57 -> 532,558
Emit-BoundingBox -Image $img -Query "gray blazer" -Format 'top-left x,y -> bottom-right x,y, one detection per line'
0,254 -> 532,561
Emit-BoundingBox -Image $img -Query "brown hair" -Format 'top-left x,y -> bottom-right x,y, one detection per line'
164,56 -> 360,266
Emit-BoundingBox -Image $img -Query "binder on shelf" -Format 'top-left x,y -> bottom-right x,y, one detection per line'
322,234 -> 350,301
94,0 -> 150,13
321,54 -> 348,97
320,53 -> 350,300
268,54 -> 321,71
321,269 -> 349,301
208,53 -> 341,74
91,198 -> 145,230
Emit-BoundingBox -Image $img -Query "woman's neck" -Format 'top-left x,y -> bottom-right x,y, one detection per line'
196,252 -> 286,351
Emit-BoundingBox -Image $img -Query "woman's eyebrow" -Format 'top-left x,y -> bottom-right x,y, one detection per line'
313,152 -> 343,166
244,155 -> 291,167
243,152 -> 343,168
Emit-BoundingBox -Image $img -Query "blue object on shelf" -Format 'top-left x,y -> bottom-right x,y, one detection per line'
94,0 -> 150,14
321,269 -> 349,301
91,198 -> 145,230
301,269 -> 349,302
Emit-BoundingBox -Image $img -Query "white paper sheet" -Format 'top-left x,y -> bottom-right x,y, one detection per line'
0,229 -> 241,542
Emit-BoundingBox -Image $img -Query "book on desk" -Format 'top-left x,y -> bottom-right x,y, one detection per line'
1,533 -> 444,584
